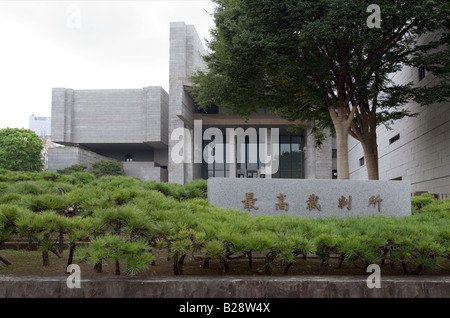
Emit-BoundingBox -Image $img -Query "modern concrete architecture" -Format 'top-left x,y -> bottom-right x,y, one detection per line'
348,32 -> 450,195
49,22 -> 448,195
49,22 -> 333,183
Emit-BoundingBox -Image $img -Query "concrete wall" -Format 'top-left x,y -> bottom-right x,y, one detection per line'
122,162 -> 168,182
168,22 -> 207,184
51,87 -> 168,146
0,275 -> 448,298
305,128 -> 333,179
47,147 -> 113,172
348,33 -> 450,194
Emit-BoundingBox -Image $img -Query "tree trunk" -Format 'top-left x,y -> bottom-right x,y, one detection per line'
0,255 -> 11,266
65,242 -> 76,274
173,254 -> 186,275
335,126 -> 350,179
42,251 -> 50,266
283,262 -> 293,275
337,255 -> 345,269
361,136 -> 379,180
94,261 -> 102,273
58,232 -> 64,255
319,255 -> 329,275
42,233 -> 50,266
50,249 -> 61,258
221,257 -> 229,273
247,251 -> 253,270
115,260 -> 121,275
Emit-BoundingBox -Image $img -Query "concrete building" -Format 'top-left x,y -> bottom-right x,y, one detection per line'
49,22 -> 448,193
50,87 -> 169,181
49,22 -> 333,182
348,33 -> 450,195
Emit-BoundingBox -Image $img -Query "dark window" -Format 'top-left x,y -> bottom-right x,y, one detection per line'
273,135 -> 304,179
359,157 -> 365,167
332,170 -> 338,179
418,67 -> 426,81
389,134 -> 400,144
332,149 -> 337,158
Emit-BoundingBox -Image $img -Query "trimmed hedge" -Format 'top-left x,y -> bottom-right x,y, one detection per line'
0,172 -> 449,277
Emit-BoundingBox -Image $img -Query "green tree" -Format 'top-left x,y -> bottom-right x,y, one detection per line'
0,128 -> 43,172
190,0 -> 449,179
90,160 -> 124,178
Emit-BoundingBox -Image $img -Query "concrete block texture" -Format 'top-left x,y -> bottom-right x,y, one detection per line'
47,147 -> 113,172
122,162 -> 168,182
0,275 -> 448,298
51,87 -> 168,146
169,22 -> 207,184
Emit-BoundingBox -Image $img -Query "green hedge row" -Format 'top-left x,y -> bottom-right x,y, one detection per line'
0,171 -> 449,276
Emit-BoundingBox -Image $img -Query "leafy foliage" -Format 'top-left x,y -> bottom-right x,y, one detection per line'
0,171 -> 449,276
90,161 -> 124,178
0,128 -> 43,172
190,0 -> 450,179
57,165 -> 88,175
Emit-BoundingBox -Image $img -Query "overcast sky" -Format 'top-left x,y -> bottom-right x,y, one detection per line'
0,0 -> 216,130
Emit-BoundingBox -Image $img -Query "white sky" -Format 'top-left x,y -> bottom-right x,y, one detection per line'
0,0 -> 216,130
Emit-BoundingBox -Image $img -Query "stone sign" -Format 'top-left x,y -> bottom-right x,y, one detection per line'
208,178 -> 411,217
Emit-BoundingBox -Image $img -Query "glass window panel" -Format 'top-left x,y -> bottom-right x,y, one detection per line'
237,143 -> 246,170
292,135 -> 302,146
292,170 -> 302,179
215,170 -> 225,177
280,143 -> 291,171
280,136 -> 290,143
292,150 -> 302,171
280,171 -> 291,178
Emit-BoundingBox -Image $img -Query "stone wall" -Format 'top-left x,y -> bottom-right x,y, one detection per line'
47,147 -> 113,172
0,275 -> 448,298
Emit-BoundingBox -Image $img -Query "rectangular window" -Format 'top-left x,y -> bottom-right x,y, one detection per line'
332,149 -> 337,158
389,134 -> 400,144
359,157 -> 365,167
418,67 -> 426,81
332,169 -> 338,179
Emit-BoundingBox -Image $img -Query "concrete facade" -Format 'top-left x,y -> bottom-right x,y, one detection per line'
122,161 -> 168,182
50,87 -> 169,181
168,22 -> 207,184
47,147 -> 113,172
348,32 -> 450,195
49,22 -> 334,183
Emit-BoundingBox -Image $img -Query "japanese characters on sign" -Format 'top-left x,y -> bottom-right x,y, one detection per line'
242,192 -> 383,213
